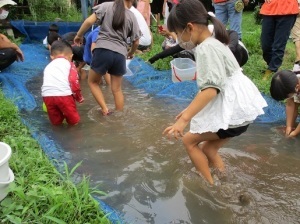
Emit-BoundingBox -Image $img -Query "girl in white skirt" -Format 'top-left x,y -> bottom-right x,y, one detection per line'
163,0 -> 267,185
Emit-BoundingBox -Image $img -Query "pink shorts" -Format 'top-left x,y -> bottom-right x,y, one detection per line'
43,95 -> 80,125
137,1 -> 151,26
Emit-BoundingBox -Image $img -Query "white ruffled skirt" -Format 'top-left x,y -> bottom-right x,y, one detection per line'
190,70 -> 268,134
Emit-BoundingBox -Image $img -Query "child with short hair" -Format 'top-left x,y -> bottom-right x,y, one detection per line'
43,24 -> 60,49
41,40 -> 84,125
163,0 -> 267,185
270,70 -> 300,137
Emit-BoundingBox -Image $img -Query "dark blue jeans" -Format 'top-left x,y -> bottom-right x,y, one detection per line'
261,15 -> 296,72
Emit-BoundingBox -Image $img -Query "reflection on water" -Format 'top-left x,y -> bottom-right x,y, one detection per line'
26,77 -> 300,224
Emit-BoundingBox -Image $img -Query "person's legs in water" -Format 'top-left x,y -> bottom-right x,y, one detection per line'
182,131 -> 228,185
110,75 -> 124,111
201,139 -> 230,172
88,68 -> 110,115
103,73 -> 111,85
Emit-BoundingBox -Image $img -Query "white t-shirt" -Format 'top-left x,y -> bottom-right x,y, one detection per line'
41,58 -> 72,97
129,6 -> 152,46
43,36 -> 47,46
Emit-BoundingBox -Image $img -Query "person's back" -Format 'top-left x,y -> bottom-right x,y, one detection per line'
196,37 -> 240,82
93,2 -> 140,57
130,6 -> 151,48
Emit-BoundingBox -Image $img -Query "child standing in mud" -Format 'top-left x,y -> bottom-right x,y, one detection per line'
42,40 -> 84,125
163,0 -> 267,185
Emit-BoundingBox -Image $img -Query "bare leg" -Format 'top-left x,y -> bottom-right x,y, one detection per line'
295,40 -> 300,62
201,138 -> 230,172
104,73 -> 111,85
88,69 -> 109,114
182,132 -> 222,185
110,75 -> 124,111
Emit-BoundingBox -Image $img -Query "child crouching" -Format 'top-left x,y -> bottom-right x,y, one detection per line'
270,70 -> 300,137
41,40 -> 84,125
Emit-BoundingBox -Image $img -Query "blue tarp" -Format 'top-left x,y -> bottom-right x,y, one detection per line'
10,20 -> 85,42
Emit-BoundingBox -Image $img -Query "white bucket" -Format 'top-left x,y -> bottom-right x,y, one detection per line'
0,142 -> 12,182
124,59 -> 133,77
0,168 -> 15,201
170,58 -> 196,83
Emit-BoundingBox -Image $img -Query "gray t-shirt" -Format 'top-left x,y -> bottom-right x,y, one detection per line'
195,37 -> 240,92
93,2 -> 141,57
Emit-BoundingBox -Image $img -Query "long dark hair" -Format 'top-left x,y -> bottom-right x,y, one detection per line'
112,0 -> 126,30
167,0 -> 229,44
270,70 -> 298,101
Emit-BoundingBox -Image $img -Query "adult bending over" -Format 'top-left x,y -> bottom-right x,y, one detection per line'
74,0 -> 140,115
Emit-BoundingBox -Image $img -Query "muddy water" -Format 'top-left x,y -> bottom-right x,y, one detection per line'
27,76 -> 300,224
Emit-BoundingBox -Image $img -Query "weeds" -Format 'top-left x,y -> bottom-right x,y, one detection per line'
0,92 -> 110,223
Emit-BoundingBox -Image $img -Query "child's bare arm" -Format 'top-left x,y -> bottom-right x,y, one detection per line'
128,39 -> 139,59
285,98 -> 296,136
288,103 -> 300,137
74,13 -> 97,45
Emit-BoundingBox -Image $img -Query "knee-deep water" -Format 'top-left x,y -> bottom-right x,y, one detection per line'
24,74 -> 300,224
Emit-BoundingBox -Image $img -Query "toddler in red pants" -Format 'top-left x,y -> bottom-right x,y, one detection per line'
41,40 -> 84,125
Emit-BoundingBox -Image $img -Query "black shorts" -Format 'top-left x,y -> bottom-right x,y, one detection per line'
138,44 -> 151,51
151,0 -> 164,14
0,48 -> 17,71
216,125 -> 249,139
91,48 -> 126,76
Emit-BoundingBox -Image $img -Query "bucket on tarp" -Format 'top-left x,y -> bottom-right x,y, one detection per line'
124,59 -> 133,76
170,58 -> 196,83
0,142 -> 12,182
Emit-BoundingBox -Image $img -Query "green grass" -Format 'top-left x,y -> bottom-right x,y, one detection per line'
0,92 -> 110,223
141,11 -> 296,95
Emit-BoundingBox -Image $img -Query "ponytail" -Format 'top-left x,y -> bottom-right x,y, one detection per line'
168,0 -> 229,45
208,14 -> 229,45
112,0 -> 125,30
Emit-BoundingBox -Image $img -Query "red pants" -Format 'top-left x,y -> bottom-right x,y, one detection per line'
43,95 -> 80,125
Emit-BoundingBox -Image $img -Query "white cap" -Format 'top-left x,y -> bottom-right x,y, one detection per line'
0,0 -> 17,8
